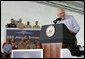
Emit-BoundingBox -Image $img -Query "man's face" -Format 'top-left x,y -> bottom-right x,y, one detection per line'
6,40 -> 10,44
26,40 -> 28,44
35,21 -> 38,25
27,22 -> 29,25
11,19 -> 14,23
11,39 -> 14,43
15,42 -> 18,45
57,8 -> 66,19
21,37 -> 24,41
28,40 -> 31,44
21,40 -> 24,43
36,41 -> 40,45
19,19 -> 22,23
20,37 -> 24,43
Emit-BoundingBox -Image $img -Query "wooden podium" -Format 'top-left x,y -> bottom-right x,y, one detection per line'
40,24 -> 76,58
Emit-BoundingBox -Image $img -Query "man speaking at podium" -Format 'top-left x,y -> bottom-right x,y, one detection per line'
54,8 -> 80,46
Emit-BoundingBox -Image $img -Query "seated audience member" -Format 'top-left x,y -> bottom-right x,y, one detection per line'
1,53 -> 7,58
11,38 -> 15,48
25,40 -> 29,45
26,39 -> 36,49
25,21 -> 32,28
18,37 -> 26,49
6,18 -> 16,28
3,39 -> 12,58
12,41 -> 18,49
34,39 -> 38,44
25,40 -> 30,49
2,39 -> 11,49
34,40 -> 42,49
33,21 -> 40,29
17,18 -> 25,28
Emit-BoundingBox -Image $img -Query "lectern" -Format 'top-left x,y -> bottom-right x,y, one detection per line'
40,24 -> 76,58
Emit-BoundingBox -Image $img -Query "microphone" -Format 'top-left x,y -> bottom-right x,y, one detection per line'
53,18 -> 62,24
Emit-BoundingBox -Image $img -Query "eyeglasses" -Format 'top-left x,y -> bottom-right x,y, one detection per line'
59,12 -> 65,15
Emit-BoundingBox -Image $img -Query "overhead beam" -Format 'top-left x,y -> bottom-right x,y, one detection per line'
34,1 -> 84,15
